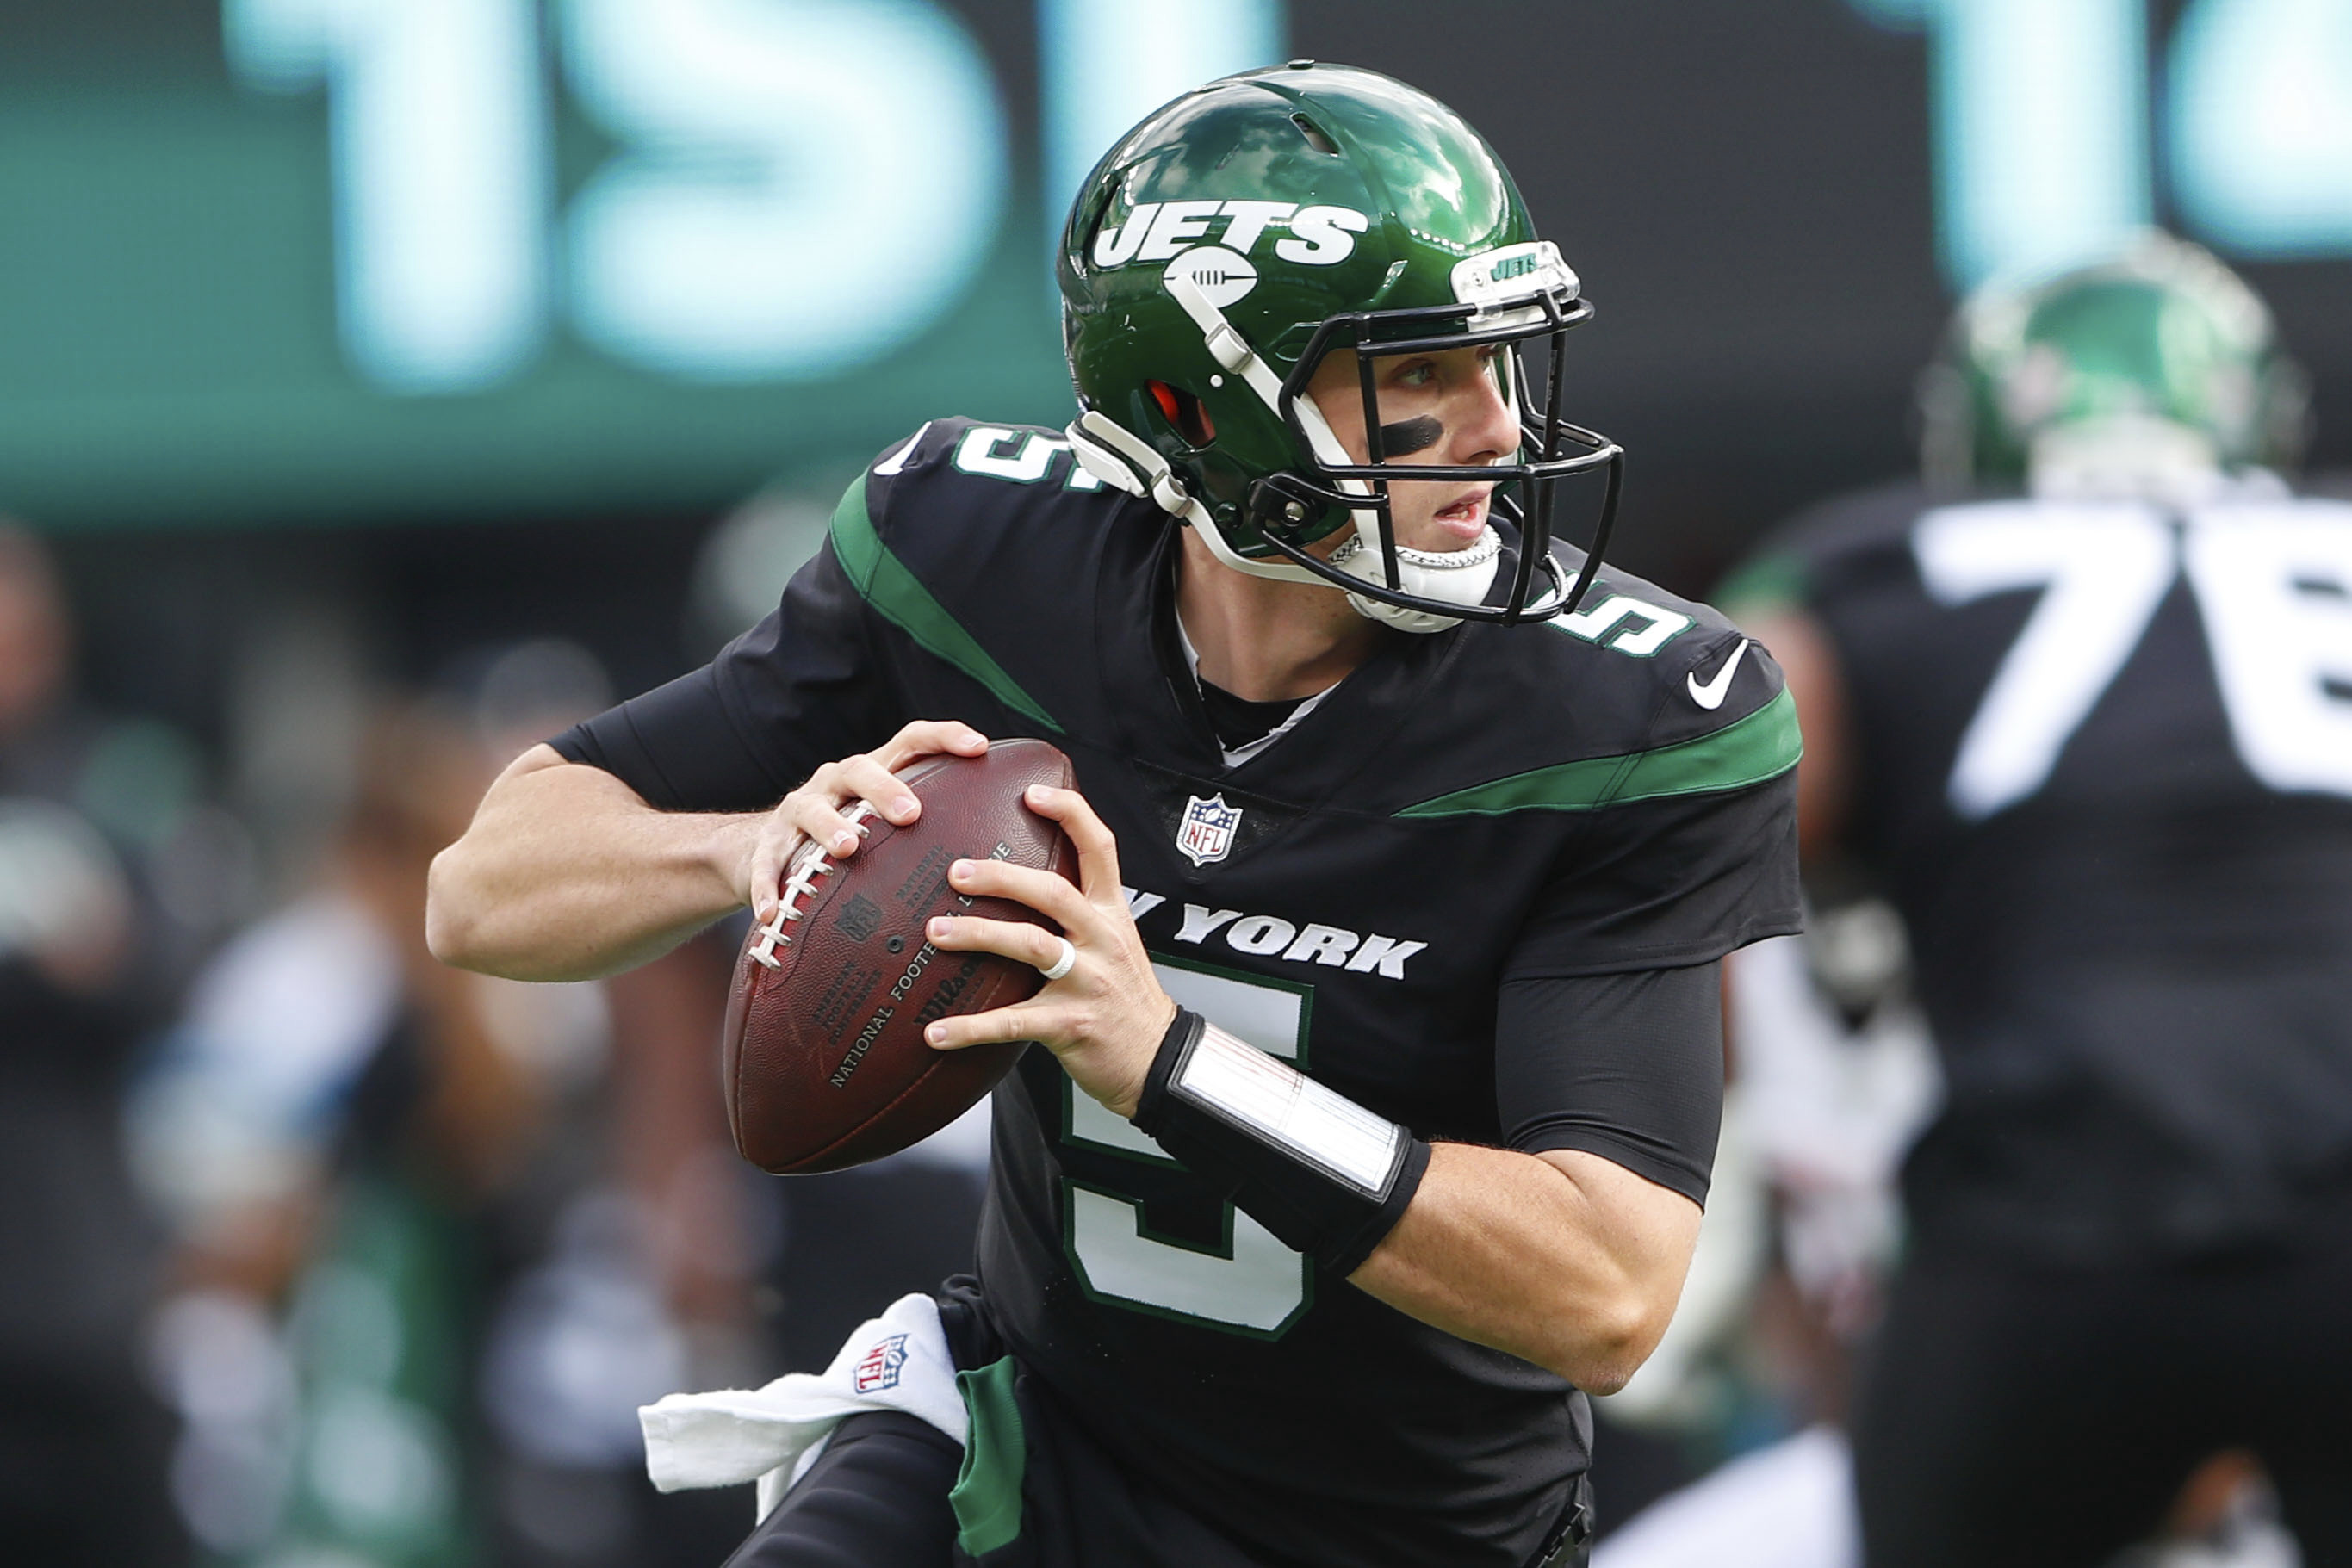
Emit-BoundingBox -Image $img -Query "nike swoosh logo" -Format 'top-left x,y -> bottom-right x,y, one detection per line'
1686,639 -> 1750,710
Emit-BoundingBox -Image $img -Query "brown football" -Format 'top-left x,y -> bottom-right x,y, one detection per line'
721,738 -> 1078,1174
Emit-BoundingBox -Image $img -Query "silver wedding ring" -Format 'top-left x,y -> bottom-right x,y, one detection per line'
1039,936 -> 1077,982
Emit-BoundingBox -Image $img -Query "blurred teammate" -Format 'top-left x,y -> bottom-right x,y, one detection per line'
0,525 -> 184,1565
136,662 -> 758,1568
1724,235 -> 2352,1565
431,64 -> 1799,1568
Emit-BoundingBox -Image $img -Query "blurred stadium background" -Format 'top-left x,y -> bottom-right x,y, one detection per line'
3,1 -> 2347,1565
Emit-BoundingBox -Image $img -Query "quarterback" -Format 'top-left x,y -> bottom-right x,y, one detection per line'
430,64 -> 1799,1568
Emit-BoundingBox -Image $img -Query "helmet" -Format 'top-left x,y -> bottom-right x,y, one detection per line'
1057,61 -> 1621,632
1920,232 -> 2309,501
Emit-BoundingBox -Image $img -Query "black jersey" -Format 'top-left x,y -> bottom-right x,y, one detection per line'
560,419 -> 1799,1566
1747,480 -> 2352,1262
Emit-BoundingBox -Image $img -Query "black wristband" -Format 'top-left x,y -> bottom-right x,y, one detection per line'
1133,1008 -> 1431,1276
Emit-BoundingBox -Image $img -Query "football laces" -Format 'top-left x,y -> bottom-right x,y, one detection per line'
748,801 -> 878,970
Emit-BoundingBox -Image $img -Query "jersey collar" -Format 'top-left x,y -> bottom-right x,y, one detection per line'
1089,513 -> 1470,806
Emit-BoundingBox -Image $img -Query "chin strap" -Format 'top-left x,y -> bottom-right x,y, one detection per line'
1328,532 -> 1503,634
1066,412 -> 1323,586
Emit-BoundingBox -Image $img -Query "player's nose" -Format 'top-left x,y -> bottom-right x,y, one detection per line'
1452,363 -> 1518,465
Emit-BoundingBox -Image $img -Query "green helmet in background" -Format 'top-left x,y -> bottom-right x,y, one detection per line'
1920,232 -> 2309,501
1058,61 -> 1621,631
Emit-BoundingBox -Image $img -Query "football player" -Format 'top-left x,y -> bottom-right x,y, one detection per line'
1721,234 -> 2352,1565
430,63 -> 1799,1568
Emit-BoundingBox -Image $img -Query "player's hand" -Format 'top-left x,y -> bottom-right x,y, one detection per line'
921,784 -> 1176,1119
742,720 -> 989,924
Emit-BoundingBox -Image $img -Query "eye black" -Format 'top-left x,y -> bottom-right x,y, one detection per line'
1378,415 -> 1443,456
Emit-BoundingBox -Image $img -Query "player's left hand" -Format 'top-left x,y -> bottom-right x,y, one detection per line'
922,784 -> 1175,1119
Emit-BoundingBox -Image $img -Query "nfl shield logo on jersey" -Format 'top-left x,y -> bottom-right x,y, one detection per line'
1176,793 -> 1243,867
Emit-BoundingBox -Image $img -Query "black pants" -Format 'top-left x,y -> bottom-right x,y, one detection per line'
722,1412 -> 964,1568
723,1272 -> 1279,1568
717,1399 -> 1275,1568
721,1276 -> 1592,1568
721,1413 -> 1592,1568
1852,1234 -> 2352,1568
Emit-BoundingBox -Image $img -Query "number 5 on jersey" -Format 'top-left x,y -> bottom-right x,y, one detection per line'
1062,958 -> 1315,1337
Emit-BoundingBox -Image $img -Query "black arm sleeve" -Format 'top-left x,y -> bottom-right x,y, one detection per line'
549,665 -> 772,812
548,536 -> 903,813
1494,962 -> 1724,1206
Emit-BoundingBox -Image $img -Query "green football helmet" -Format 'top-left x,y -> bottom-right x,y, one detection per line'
1920,232 -> 2309,499
1058,61 -> 1621,631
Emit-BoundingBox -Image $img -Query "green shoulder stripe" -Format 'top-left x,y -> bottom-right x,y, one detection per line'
828,474 -> 1063,734
1398,686 -> 1802,818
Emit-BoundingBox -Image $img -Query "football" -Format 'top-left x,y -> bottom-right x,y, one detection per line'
721,738 -> 1078,1174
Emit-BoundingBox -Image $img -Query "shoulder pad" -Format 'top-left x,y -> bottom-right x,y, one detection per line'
838,416 -> 1145,627
864,418 -> 1125,523
1392,561 -> 1797,817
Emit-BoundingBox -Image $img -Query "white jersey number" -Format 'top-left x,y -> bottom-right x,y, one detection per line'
1060,959 -> 1314,1337
1914,496 -> 2352,818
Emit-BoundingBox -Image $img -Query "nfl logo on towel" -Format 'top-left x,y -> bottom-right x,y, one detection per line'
1177,794 -> 1243,868
853,1333 -> 909,1394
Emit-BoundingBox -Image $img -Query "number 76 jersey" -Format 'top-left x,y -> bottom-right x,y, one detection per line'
1741,479 -> 2352,1260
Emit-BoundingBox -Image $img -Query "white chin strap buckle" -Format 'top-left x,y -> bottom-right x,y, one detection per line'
1330,530 -> 1504,634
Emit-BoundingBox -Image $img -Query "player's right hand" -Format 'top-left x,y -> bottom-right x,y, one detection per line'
742,720 -> 990,923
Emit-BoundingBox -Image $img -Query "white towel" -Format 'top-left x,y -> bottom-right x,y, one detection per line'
639,1292 -> 967,1520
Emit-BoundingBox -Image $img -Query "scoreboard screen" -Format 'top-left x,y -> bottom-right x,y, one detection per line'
0,0 -> 1279,528
3,0 -> 2348,534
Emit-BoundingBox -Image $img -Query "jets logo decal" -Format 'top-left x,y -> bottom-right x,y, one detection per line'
1092,200 -> 1370,270
1449,240 -> 1579,309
